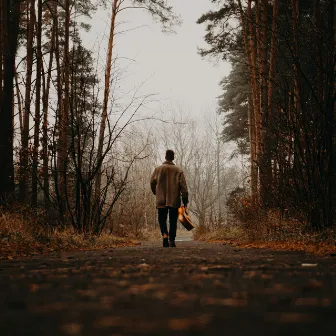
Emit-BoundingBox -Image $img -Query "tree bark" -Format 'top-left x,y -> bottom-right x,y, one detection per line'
14,65 -> 23,142
267,0 -> 279,120
0,1 -> 3,95
56,0 -> 70,216
0,0 -> 21,204
42,7 -> 55,206
259,0 -> 272,206
53,2 -> 64,214
216,131 -> 221,224
238,0 -> 260,201
95,0 -> 119,200
19,0 -> 36,202
326,0 -> 336,227
32,0 -> 43,206
248,94 -> 257,198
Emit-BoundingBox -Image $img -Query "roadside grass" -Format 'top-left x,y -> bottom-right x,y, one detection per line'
140,229 -> 162,241
0,210 -> 135,260
194,220 -> 336,256
193,225 -> 246,242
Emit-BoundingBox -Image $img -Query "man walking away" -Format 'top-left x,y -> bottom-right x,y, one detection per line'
150,150 -> 189,247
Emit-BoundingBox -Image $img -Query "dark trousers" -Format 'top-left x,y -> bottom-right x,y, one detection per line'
158,207 -> 178,241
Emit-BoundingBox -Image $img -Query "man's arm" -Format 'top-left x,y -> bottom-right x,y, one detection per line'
150,169 -> 157,195
180,171 -> 189,206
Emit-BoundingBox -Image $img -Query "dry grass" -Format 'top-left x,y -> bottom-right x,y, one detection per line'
224,239 -> 336,256
0,210 -> 135,260
194,225 -> 246,242
140,228 -> 162,241
195,218 -> 336,256
196,197 -> 336,256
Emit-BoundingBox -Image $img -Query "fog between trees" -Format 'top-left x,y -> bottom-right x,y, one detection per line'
1,0 -> 336,237
0,0 -> 242,236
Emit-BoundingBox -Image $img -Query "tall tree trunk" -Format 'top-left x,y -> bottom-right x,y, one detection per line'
254,0 -> 263,170
267,0 -> 279,119
291,0 -> 300,176
57,0 -> 70,216
42,8 -> 55,207
95,0 -> 119,200
314,0 -> 323,98
0,1 -> 3,95
0,0 -> 21,204
216,132 -> 221,224
19,0 -> 36,202
14,65 -> 23,142
32,0 -> 43,206
326,0 -> 336,227
291,0 -> 299,113
238,0 -> 260,201
332,0 -> 336,227
53,2 -> 64,214
259,0 -> 271,206
248,94 -> 257,198
267,0 -> 279,209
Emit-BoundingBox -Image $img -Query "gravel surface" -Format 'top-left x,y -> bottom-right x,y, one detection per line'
1,240 -> 335,335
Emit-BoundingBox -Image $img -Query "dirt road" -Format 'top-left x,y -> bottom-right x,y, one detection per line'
1,240 -> 335,335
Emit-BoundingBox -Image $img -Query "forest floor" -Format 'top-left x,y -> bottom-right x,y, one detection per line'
217,239 -> 336,257
195,226 -> 336,256
0,234 -> 137,261
0,211 -> 138,260
1,240 -> 335,335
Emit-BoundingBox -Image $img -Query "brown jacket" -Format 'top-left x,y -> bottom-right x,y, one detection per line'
150,161 -> 189,208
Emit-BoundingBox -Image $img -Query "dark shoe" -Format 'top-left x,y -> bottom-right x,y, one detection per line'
169,240 -> 176,247
163,237 -> 169,247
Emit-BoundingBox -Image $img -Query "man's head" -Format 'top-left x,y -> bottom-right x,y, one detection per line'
165,149 -> 175,161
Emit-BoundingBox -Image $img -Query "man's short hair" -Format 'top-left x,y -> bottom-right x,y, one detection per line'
165,149 -> 175,161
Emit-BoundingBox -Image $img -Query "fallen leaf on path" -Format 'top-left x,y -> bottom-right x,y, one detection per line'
263,283 -> 296,295
170,291 -> 198,304
76,289 -> 97,298
94,316 -> 125,328
61,323 -> 83,335
243,271 -> 260,278
169,314 -> 212,331
294,297 -> 331,307
265,312 -> 316,323
137,263 -> 150,271
190,273 -> 219,280
128,283 -> 163,294
29,284 -> 40,292
261,274 -> 273,279
305,279 -> 323,289
203,297 -> 248,307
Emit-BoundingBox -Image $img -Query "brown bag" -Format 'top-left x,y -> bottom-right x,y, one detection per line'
178,206 -> 195,231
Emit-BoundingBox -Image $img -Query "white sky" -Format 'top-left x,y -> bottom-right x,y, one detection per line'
84,0 -> 231,119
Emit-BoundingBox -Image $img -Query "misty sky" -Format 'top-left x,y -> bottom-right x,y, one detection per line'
84,0 -> 231,119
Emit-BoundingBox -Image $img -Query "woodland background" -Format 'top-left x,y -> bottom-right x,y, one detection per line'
0,0 -> 336,253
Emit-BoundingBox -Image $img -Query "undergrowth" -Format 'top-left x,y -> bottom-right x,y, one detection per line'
194,197 -> 336,255
195,223 -> 336,256
0,209 -> 134,259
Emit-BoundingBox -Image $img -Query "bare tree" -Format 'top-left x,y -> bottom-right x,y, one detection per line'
95,0 -> 181,202
157,108 -> 238,230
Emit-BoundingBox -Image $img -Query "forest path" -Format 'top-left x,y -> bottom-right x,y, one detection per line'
1,240 -> 335,335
